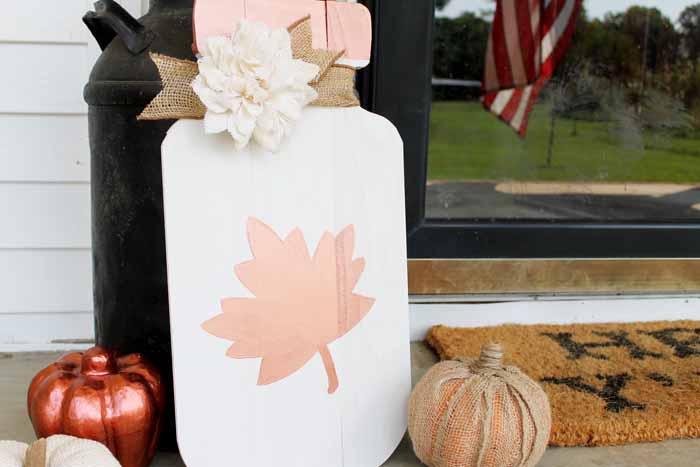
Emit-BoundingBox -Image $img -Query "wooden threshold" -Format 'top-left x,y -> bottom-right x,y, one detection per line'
408,259 -> 700,296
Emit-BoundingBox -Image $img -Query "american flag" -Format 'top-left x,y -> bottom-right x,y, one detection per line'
482,0 -> 582,136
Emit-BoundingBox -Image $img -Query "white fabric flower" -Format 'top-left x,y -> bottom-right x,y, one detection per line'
191,20 -> 319,151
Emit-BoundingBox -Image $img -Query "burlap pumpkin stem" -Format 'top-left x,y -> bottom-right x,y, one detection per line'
409,343 -> 551,467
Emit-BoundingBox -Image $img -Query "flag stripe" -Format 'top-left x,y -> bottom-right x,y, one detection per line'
541,0 -> 576,63
491,3 -> 515,87
490,89 -> 515,115
500,88 -> 525,123
482,90 -> 497,109
515,0 -> 537,82
502,0 -> 528,86
484,35 -> 499,92
547,0 -> 581,72
510,85 -> 534,131
482,0 -> 582,136
518,76 -> 548,136
531,0 -> 542,34
531,0 -> 542,77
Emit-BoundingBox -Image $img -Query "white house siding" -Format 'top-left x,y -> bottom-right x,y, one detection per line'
0,0 -> 143,351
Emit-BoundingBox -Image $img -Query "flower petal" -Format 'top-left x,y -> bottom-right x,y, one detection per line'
198,60 -> 228,91
251,127 -> 278,152
192,79 -> 229,113
194,19 -> 318,150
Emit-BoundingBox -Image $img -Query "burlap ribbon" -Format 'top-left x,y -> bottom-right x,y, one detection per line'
23,438 -> 46,467
138,16 -> 359,121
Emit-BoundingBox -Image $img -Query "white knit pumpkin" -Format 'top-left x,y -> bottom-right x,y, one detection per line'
0,435 -> 120,467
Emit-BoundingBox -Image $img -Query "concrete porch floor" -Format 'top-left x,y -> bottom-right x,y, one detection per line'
2,346 -> 699,466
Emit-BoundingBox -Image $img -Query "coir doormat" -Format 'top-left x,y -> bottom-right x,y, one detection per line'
425,321 -> 700,446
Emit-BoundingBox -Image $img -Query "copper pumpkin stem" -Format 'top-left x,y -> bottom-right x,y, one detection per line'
319,345 -> 339,394
476,343 -> 504,371
81,346 -> 118,376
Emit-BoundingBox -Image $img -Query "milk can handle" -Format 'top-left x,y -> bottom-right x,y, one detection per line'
83,0 -> 155,55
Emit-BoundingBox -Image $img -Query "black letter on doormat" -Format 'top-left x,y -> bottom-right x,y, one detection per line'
646,373 -> 674,387
542,374 -> 646,413
640,328 -> 700,358
541,331 -> 663,360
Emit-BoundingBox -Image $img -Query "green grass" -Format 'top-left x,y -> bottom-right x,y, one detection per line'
428,101 -> 700,183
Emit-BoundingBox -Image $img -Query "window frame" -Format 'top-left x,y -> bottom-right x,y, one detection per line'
359,0 -> 700,295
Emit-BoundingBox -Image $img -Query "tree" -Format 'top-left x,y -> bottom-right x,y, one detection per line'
555,3 -> 590,76
611,7 -> 680,74
680,4 -> 700,71
639,89 -> 693,131
432,13 -> 490,99
544,65 -> 601,167
568,17 -> 639,85
435,0 -> 452,11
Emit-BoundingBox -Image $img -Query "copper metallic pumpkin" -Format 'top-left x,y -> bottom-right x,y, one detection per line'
27,346 -> 166,467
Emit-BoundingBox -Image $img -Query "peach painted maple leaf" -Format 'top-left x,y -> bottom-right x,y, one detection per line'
202,217 -> 375,394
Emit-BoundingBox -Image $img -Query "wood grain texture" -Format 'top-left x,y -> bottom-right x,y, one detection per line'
0,0 -> 150,347
408,259 -> 700,295
0,1 -> 87,44
162,108 -> 409,467
0,250 -> 92,314
0,43 -> 87,114
0,312 -> 93,345
0,115 -> 89,181
1,0 -> 144,45
0,184 -> 91,248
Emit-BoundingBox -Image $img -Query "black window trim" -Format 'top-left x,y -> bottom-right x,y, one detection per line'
359,0 -> 700,259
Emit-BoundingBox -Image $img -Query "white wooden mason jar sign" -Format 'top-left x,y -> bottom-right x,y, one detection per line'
156,1 -> 411,465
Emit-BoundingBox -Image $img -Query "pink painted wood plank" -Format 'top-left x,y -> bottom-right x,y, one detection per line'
193,0 -> 371,63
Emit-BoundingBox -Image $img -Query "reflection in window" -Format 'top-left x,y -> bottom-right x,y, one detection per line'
428,1 -> 700,221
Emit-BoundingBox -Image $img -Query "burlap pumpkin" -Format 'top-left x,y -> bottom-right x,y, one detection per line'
408,343 -> 551,467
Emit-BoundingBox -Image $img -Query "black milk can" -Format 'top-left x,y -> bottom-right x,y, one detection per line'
83,0 -> 195,450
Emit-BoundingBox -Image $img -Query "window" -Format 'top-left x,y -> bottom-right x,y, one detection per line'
430,0 -> 700,223
359,0 -> 700,294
